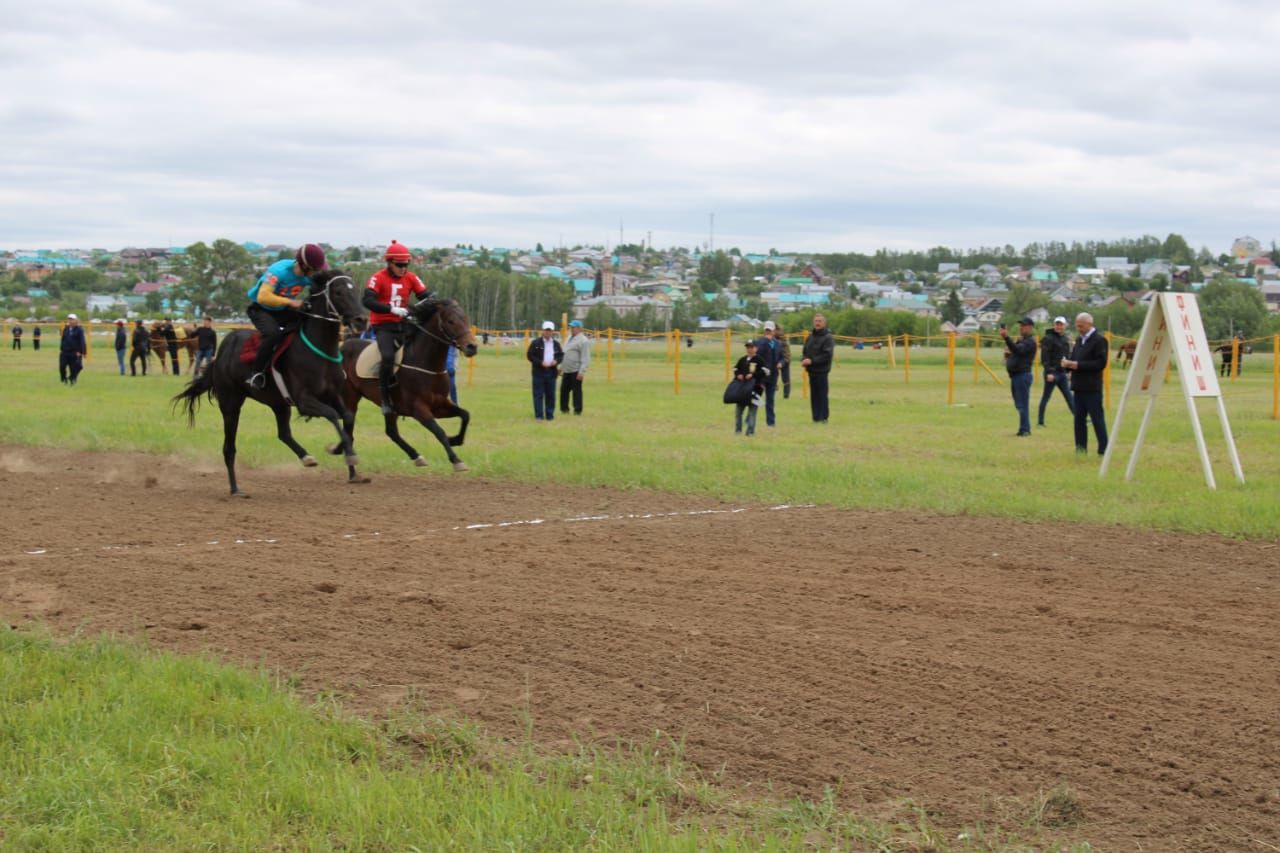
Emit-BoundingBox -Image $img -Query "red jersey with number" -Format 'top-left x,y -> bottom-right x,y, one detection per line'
366,269 -> 428,325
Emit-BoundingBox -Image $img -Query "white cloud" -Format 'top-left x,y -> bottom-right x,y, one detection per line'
2,0 -> 1279,253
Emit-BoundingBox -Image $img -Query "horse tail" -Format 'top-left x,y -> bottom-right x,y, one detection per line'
171,369 -> 215,427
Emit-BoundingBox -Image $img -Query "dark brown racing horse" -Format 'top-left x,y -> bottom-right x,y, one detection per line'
333,298 -> 478,470
173,269 -> 366,496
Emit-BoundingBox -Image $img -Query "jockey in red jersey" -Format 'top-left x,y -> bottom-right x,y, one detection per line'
361,240 -> 432,415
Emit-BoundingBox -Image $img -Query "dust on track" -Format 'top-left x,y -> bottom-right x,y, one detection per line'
2,445 -> 1277,849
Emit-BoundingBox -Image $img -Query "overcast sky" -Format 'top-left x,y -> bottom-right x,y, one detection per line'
3,0 -> 1279,255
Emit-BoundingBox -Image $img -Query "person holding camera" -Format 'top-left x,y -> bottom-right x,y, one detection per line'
1000,317 -> 1038,437
1037,316 -> 1075,427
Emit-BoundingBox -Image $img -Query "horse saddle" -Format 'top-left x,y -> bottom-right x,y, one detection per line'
238,331 -> 297,367
354,342 -> 404,380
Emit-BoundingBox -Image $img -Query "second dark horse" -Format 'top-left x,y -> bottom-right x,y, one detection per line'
173,269 -> 366,496
334,298 -> 478,470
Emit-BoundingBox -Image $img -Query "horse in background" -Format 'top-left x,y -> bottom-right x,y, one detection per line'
172,270 -> 366,496
1115,339 -> 1137,367
150,320 -> 199,373
335,298 -> 477,471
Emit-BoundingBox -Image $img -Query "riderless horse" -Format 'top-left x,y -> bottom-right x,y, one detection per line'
173,269 -> 365,496
334,298 -> 478,470
151,320 -> 199,373
1115,339 -> 1137,368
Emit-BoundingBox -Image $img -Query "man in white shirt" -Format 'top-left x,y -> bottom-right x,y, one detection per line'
525,321 -> 563,420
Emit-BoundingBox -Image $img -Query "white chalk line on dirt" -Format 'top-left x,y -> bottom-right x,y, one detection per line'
13,504 -> 817,558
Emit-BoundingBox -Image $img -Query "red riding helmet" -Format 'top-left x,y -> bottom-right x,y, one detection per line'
384,241 -> 412,263
296,243 -> 328,273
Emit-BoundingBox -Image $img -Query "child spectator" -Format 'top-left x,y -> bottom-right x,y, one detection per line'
733,339 -> 769,436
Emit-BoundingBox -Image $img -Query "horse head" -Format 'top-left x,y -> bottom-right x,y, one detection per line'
306,268 -> 364,331
414,298 -> 477,357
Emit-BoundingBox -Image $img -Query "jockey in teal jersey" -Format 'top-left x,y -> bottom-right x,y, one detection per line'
245,243 -> 327,389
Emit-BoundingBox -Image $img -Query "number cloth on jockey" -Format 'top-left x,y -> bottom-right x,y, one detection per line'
248,259 -> 310,311
365,268 -> 429,326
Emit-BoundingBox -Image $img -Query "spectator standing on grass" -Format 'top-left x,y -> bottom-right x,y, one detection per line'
1063,312 -> 1109,455
130,319 -> 150,376
194,316 -> 217,377
1000,317 -> 1038,437
559,320 -> 591,416
755,321 -> 782,427
160,318 -> 179,375
733,339 -> 768,436
1037,316 -> 1074,427
31,325 -> 41,351
113,319 -> 127,375
10,324 -> 21,350
59,314 -> 86,385
526,321 -> 563,420
776,328 -> 793,399
801,313 -> 834,423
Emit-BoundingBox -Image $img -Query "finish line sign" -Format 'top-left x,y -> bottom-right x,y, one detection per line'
1100,292 -> 1244,489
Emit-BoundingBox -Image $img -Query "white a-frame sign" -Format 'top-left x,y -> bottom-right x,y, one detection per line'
1100,292 -> 1244,488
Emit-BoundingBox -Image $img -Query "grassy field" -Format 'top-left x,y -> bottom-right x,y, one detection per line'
2,332 -> 1277,537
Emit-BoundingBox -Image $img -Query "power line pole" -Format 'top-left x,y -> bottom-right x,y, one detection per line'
709,213 -> 715,252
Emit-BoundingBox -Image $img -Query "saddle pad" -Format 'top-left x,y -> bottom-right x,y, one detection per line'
354,342 -> 404,379
239,331 -> 296,366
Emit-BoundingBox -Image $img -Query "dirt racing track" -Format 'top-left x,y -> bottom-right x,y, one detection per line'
2,445 -> 1278,849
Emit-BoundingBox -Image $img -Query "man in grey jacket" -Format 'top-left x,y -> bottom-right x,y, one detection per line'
559,320 -> 591,415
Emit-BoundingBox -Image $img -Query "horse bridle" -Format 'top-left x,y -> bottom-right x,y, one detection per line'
299,274 -> 355,325
407,300 -> 464,349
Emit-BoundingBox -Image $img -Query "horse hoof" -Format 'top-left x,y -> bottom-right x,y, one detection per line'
301,455 -> 318,467
229,491 -> 250,499
348,475 -> 372,485
326,443 -> 342,456
413,456 -> 429,467
452,461 -> 469,472
344,455 -> 359,467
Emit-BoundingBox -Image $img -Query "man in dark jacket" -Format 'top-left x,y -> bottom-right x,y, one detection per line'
113,319 -> 127,375
1063,312 -> 1109,455
526,321 -> 563,420
1000,317 -> 1038,436
1037,316 -> 1074,427
130,319 -> 150,376
755,321 -> 782,427
800,313 -> 835,422
161,318 -> 179,375
59,314 -> 87,385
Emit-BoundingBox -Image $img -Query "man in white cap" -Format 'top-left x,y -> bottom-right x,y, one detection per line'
755,320 -> 782,427
1037,316 -> 1074,427
59,314 -> 87,385
526,321 -> 563,420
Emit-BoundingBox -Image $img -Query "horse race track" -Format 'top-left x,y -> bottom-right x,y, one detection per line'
2,445 -> 1277,849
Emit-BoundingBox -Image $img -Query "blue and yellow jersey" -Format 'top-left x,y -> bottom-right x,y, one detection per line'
248,259 -> 310,310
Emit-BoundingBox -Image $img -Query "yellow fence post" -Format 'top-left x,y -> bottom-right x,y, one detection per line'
903,333 -> 910,384
947,332 -> 956,405
607,327 -> 614,384
886,334 -> 896,369
673,329 -> 681,395
1231,336 -> 1240,381
723,327 -> 731,382
972,332 -> 981,384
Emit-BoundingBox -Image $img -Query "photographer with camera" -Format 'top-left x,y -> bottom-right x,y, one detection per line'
1000,317 -> 1038,437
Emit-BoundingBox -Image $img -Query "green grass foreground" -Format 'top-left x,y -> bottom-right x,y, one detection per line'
2,337 -> 1277,536
0,628 -> 1087,851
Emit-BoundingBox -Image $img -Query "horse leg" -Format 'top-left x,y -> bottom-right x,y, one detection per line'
328,385 -> 360,456
412,403 -> 467,471
272,404 -> 316,466
220,396 -> 248,497
297,396 -> 366,483
383,411 -> 426,465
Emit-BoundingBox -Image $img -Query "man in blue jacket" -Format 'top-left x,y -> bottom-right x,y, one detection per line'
755,321 -> 782,427
59,314 -> 87,385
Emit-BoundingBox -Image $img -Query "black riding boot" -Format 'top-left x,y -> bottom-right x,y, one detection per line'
247,344 -> 272,390
379,364 -> 397,416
